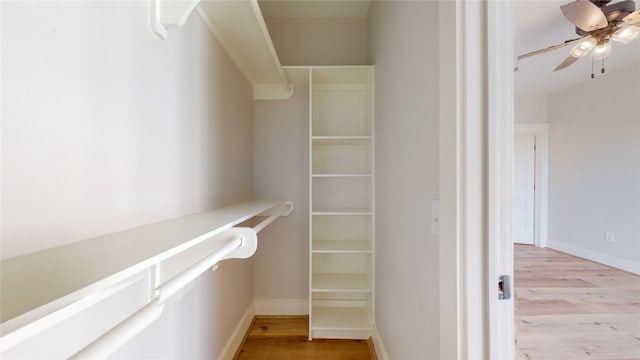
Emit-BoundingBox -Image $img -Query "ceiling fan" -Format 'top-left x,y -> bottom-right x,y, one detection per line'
518,0 -> 640,73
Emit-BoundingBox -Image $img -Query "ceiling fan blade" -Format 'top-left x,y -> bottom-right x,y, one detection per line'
517,37 -> 583,61
554,55 -> 580,71
623,9 -> 640,25
561,0 -> 608,32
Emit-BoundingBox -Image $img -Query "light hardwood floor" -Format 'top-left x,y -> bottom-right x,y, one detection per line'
515,244 -> 640,360
234,316 -> 376,360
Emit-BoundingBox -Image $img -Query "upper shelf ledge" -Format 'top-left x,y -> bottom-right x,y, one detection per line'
152,0 -> 293,100
0,198 -> 293,350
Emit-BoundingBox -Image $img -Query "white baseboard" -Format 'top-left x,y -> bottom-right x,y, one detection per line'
217,302 -> 255,360
371,325 -> 389,360
547,240 -> 640,275
254,299 -> 308,315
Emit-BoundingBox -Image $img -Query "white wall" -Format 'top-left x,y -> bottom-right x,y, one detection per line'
368,2 -> 440,358
253,71 -> 310,309
1,1 -> 254,357
547,61 -> 640,274
252,15 -> 369,313
515,91 -> 548,124
265,17 -> 368,66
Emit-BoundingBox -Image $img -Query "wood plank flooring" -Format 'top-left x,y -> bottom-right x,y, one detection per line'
234,316 -> 375,360
515,244 -> 640,360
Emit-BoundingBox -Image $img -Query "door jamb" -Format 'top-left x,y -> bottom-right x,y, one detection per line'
438,1 -> 515,359
438,1 -> 485,358
486,1 -> 516,358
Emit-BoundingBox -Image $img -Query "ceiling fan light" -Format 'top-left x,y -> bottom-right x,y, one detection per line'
570,37 -> 597,58
612,25 -> 640,44
592,42 -> 612,59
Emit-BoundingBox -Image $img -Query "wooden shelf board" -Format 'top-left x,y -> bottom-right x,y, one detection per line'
0,199 -> 286,328
312,240 -> 371,253
311,273 -> 370,292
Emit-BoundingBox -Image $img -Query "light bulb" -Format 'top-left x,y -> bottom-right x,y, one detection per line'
592,41 -> 612,60
612,25 -> 640,44
570,37 -> 597,58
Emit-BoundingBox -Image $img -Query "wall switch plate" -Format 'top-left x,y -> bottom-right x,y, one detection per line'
605,232 -> 615,243
431,200 -> 440,236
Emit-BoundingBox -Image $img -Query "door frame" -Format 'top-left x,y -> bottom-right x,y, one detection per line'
515,124 -> 549,248
438,1 -> 514,359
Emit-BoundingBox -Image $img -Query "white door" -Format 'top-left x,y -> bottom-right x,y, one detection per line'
513,135 -> 535,244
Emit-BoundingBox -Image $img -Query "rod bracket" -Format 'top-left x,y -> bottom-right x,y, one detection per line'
152,0 -> 201,39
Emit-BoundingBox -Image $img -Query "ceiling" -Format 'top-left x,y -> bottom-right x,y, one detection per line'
514,0 -> 640,95
258,0 -> 371,18
258,0 -> 640,95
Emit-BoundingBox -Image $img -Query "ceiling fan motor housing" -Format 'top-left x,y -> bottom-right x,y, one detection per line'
576,0 -> 636,36
589,0 -> 612,8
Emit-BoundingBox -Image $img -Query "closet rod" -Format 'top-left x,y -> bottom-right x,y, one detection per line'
70,299 -> 164,360
155,235 -> 243,303
70,228 -> 258,360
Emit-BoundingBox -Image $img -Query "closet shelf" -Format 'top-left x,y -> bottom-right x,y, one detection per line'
312,209 -> 372,216
311,274 -> 370,292
311,136 -> 372,141
312,174 -> 372,178
152,0 -> 292,100
311,306 -> 371,331
312,240 -> 371,253
0,199 -> 292,352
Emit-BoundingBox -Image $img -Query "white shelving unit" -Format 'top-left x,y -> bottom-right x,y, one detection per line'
0,199 -> 292,356
152,0 -> 293,100
308,66 -> 374,340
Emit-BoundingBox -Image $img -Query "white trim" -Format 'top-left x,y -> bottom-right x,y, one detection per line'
307,68 -> 314,339
439,1 -> 491,358
515,124 -> 549,248
487,1 -> 515,359
547,241 -> 640,275
440,1 -> 517,357
254,299 -> 308,315
371,326 -> 389,360
217,302 -> 255,360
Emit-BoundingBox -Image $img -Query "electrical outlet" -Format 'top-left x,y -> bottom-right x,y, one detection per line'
605,232 -> 615,243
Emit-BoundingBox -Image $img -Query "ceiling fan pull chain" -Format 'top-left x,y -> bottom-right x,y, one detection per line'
601,56 -> 606,74
591,56 -> 595,79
